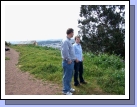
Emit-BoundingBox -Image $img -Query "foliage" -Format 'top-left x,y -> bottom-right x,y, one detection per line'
5,57 -> 10,60
5,41 -> 11,46
78,5 -> 125,59
11,45 -> 125,95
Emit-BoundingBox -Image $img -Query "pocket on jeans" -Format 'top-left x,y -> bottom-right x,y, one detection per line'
62,60 -> 67,67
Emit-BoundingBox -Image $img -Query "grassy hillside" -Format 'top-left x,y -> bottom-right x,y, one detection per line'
10,45 -> 125,95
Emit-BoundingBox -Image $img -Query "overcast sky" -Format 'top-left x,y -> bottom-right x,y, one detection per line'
5,5 -> 81,42
3,1 -> 129,43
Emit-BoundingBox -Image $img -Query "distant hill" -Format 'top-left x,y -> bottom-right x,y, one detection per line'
8,38 -> 75,45
37,39 -> 75,46
7,41 -> 20,44
37,40 -> 61,45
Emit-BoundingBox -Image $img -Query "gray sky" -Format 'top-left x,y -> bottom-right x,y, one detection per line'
4,1 -> 128,42
5,5 -> 81,41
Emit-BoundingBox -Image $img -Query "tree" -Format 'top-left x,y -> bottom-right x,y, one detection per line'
5,41 -> 8,46
5,41 -> 11,46
78,5 -> 125,59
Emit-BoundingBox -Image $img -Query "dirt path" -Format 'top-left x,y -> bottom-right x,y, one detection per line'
5,47 -> 62,95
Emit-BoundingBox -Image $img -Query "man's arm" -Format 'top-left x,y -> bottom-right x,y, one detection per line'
62,40 -> 71,61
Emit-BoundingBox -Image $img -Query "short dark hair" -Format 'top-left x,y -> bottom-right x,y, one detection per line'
66,28 -> 74,35
75,35 -> 80,40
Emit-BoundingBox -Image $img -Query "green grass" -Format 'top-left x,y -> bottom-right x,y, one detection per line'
10,45 -> 125,95
5,57 -> 10,60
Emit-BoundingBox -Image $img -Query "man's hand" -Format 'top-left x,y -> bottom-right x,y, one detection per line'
68,60 -> 72,64
82,57 -> 84,61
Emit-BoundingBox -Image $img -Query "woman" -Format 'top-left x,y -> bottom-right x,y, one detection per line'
73,36 -> 87,86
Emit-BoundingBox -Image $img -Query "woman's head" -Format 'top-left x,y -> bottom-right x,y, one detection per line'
75,36 -> 80,43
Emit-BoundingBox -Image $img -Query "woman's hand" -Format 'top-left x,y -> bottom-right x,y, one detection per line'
75,59 -> 79,63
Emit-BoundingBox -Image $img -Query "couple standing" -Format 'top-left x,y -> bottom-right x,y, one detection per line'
61,28 -> 87,95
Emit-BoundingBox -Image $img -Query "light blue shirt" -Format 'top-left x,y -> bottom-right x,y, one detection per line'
73,42 -> 83,61
61,37 -> 76,61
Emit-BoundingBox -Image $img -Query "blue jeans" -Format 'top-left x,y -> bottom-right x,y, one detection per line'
62,60 -> 74,93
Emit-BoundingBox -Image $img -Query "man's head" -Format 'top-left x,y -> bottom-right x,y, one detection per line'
75,35 -> 80,43
66,28 -> 74,38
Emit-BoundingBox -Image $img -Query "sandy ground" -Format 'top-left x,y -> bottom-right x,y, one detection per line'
5,47 -> 62,95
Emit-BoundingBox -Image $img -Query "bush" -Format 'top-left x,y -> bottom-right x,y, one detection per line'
11,45 -> 125,95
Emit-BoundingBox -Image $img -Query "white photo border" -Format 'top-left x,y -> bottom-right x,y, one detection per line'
1,1 -> 129,99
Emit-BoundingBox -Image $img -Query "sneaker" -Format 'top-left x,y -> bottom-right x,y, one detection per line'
74,83 -> 80,86
63,91 -> 73,95
80,81 -> 87,84
70,88 -> 75,93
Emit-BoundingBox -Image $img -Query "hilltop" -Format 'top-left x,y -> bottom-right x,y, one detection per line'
7,44 -> 125,95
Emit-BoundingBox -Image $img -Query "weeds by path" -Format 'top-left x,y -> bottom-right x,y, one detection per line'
11,45 -> 125,95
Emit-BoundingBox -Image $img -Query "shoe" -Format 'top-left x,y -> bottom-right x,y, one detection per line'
74,84 -> 80,86
70,88 -> 75,93
63,91 -> 73,95
80,81 -> 87,84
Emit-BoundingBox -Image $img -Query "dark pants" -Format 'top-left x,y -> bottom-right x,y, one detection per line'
74,61 -> 84,85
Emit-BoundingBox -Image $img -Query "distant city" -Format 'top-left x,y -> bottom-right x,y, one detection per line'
37,39 -> 75,50
8,39 -> 75,50
37,40 -> 62,50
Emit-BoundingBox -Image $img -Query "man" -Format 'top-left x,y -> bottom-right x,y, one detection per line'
73,36 -> 87,86
61,28 -> 78,95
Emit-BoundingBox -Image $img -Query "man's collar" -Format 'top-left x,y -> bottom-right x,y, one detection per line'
67,36 -> 71,40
